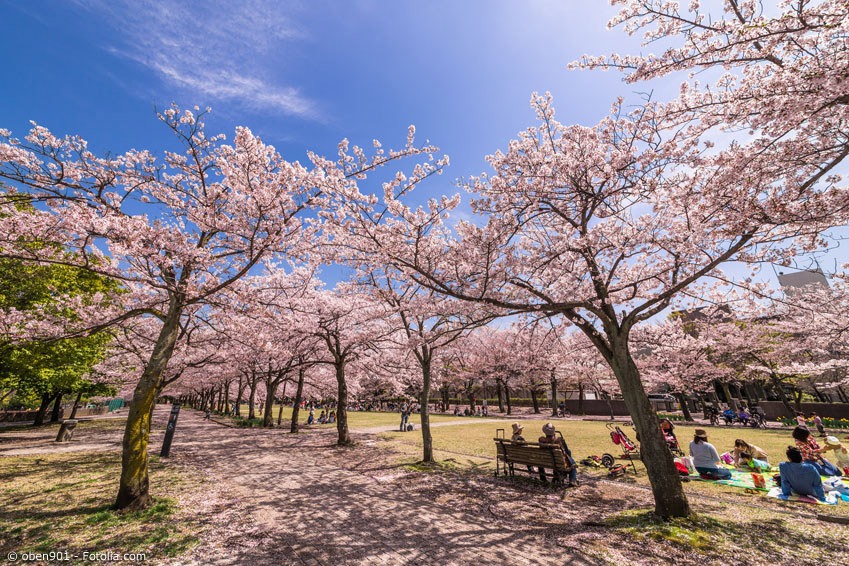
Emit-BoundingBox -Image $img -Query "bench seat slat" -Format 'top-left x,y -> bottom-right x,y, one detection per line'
494,439 -> 570,471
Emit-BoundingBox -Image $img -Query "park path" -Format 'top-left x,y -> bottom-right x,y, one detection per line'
351,417 -> 510,435
172,409 -> 591,565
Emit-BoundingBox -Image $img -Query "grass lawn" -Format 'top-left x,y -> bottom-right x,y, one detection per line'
226,404 -> 487,429
0,452 -> 202,560
379,418 -> 849,517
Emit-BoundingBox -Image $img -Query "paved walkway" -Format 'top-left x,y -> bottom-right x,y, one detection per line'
173,409 -> 590,565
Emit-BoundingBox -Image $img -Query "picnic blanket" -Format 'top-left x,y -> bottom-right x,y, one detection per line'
687,467 -> 776,491
766,486 -> 842,505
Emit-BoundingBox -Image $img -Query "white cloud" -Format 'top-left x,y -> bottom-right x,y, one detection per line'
73,0 -> 318,118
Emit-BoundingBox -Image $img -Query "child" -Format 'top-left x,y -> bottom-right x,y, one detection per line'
738,452 -> 771,473
811,413 -> 825,437
825,436 -> 849,469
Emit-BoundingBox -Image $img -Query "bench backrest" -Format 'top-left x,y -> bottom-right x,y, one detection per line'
494,439 -> 569,470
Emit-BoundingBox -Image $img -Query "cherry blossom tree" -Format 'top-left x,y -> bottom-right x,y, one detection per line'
0,108 -> 436,509
289,286 -> 391,445
350,265 -> 493,461
331,0 -> 849,517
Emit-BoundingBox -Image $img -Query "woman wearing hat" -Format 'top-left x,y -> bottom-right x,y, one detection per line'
510,422 -> 526,442
689,429 -> 732,479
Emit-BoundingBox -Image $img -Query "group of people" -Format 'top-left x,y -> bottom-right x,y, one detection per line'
687,424 -> 849,502
796,412 -> 826,437
305,408 -> 336,425
510,421 -> 578,488
452,405 -> 489,417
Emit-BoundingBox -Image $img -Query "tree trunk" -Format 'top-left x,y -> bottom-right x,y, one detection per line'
34,392 -> 53,426
234,374 -> 243,416
770,375 -> 795,416
263,378 -> 277,427
676,392 -> 693,422
578,383 -> 585,415
335,361 -> 351,446
114,307 -> 182,511
248,371 -> 257,420
69,391 -> 83,419
837,386 -> 849,404
291,367 -> 305,433
603,391 -> 615,420
420,356 -> 434,463
607,332 -> 690,518
720,381 -> 737,410
530,388 -> 540,414
496,379 -> 504,413
50,393 -> 64,423
550,372 -> 558,417
505,385 -> 512,416
792,388 -> 803,412
277,381 -> 287,426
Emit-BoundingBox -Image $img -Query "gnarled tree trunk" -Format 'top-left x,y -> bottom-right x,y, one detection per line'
114,307 -> 182,511
607,332 -> 689,518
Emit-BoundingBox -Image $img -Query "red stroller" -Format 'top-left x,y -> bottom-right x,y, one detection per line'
601,422 -> 639,474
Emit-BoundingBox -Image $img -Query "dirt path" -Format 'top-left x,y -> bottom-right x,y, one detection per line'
172,409 -> 592,565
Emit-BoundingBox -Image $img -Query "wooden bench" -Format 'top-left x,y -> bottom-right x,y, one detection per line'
494,439 -> 573,484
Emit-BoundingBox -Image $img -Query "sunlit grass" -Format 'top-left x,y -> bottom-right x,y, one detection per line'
0,452 -> 201,559
379,417 -> 849,516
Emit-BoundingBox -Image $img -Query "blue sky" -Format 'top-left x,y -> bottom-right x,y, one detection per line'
1,0 -> 846,290
0,1 -> 639,183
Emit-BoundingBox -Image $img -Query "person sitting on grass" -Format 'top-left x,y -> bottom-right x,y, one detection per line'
780,446 -> 825,501
328,410 -> 336,424
538,422 -> 578,488
689,429 -> 732,480
792,426 -> 843,477
732,439 -> 768,465
317,410 -> 327,424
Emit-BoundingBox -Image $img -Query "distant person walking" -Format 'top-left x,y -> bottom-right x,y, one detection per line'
399,403 -> 410,431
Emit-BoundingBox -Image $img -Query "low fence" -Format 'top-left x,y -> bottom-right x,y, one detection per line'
73,406 -> 108,417
0,410 -> 39,423
759,401 -> 849,420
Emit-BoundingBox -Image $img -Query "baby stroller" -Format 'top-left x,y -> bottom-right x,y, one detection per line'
659,419 -> 684,457
601,423 -> 639,474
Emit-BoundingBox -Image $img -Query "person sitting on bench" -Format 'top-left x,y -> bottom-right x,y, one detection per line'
538,423 -> 578,488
